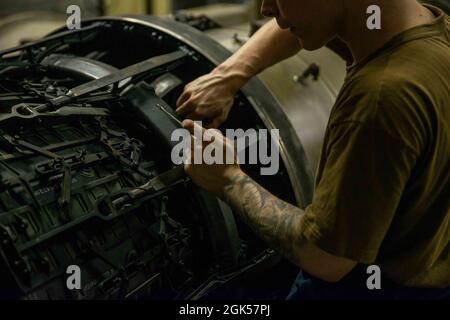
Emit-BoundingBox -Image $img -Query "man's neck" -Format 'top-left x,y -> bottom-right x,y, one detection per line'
338,0 -> 436,65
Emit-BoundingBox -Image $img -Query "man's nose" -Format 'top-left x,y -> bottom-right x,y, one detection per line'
261,0 -> 279,18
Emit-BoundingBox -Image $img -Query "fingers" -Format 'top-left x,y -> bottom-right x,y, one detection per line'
203,109 -> 223,129
177,97 -> 211,120
176,98 -> 194,117
181,120 -> 237,169
182,112 -> 224,130
181,119 -> 195,134
183,107 -> 215,124
182,119 -> 207,135
182,120 -> 217,147
193,120 -> 209,137
205,101 -> 231,128
178,93 -> 229,128
206,116 -> 225,129
184,162 -> 193,176
185,111 -> 205,121
176,89 -> 191,109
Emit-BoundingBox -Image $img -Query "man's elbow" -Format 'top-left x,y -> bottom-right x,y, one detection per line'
292,243 -> 358,283
314,268 -> 353,283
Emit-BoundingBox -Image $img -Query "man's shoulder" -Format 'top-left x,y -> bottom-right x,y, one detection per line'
330,65 -> 433,155
332,67 -> 419,125
330,13 -> 450,148
342,12 -> 450,104
334,31 -> 449,122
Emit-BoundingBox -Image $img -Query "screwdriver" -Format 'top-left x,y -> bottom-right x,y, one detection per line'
156,103 -> 198,141
157,103 -> 183,126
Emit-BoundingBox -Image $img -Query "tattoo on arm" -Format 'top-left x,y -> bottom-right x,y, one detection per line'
221,173 -> 305,263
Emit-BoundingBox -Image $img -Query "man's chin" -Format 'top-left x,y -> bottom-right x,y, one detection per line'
298,40 -> 319,51
297,37 -> 327,51
289,29 -> 323,51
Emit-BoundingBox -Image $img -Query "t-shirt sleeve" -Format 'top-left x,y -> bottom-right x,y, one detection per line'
299,121 -> 418,264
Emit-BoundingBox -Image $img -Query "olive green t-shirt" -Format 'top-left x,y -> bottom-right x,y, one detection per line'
300,5 -> 450,288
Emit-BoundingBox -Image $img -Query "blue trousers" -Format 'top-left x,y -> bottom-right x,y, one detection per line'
287,269 -> 450,300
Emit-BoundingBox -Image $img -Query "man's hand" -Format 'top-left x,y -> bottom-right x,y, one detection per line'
175,19 -> 302,129
176,69 -> 245,129
182,120 -> 357,283
182,119 -> 243,195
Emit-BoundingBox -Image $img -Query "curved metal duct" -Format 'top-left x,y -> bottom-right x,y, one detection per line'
0,16 -> 313,300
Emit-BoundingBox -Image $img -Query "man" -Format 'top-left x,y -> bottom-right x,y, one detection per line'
175,0 -> 450,299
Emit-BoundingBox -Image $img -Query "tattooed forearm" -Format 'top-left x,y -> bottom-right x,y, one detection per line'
221,172 -> 306,264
